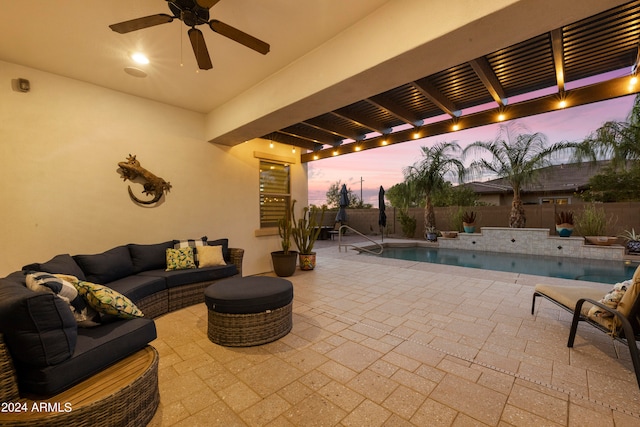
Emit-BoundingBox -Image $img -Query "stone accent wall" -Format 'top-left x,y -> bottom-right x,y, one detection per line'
438,227 -> 625,261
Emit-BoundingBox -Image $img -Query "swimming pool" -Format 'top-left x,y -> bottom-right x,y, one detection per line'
371,246 -> 637,283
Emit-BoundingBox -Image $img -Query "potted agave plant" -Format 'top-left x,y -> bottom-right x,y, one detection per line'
271,210 -> 298,277
291,200 -> 326,270
462,211 -> 476,233
555,210 -> 574,237
620,228 -> 640,255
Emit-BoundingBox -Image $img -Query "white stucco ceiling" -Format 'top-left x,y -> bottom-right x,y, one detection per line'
1,0 -> 629,146
0,0 -> 389,113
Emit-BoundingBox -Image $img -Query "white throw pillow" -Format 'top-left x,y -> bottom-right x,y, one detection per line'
197,245 -> 227,267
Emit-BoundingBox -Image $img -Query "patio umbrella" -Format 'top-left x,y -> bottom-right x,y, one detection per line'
378,186 -> 386,241
335,184 -> 348,223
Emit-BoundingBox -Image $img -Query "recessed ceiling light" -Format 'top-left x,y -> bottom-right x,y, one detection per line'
130,52 -> 149,64
124,67 -> 147,78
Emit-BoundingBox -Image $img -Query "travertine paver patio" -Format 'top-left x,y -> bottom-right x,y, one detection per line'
148,240 -> 640,426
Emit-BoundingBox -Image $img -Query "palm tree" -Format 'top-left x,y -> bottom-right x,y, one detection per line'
404,141 -> 465,235
464,123 -> 575,228
576,94 -> 640,169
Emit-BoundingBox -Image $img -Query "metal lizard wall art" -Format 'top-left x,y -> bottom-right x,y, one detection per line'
117,155 -> 172,205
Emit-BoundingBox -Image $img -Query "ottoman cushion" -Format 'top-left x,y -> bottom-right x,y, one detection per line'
204,277 -> 293,314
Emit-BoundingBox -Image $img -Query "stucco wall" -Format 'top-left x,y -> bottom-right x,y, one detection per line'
0,61 -> 307,277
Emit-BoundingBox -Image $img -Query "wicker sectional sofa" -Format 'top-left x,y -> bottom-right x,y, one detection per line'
0,237 -> 243,409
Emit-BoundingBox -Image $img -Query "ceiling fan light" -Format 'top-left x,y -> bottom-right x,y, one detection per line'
130,52 -> 149,64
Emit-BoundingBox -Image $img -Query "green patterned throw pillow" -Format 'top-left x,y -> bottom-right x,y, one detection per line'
166,247 -> 196,271
74,281 -> 144,319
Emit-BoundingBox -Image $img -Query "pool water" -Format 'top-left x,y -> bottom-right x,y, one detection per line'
374,246 -> 637,284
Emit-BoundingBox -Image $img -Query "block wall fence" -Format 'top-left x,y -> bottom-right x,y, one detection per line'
316,202 -> 640,240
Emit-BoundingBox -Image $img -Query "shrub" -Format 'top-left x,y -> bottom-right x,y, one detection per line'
398,209 -> 417,238
574,204 -> 608,236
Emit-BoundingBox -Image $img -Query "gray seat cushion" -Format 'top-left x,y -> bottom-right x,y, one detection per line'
74,246 -> 135,284
128,241 -> 174,274
15,318 -> 156,395
204,276 -> 293,314
22,254 -> 86,281
106,275 -> 167,303
0,272 -> 77,367
139,264 -> 237,288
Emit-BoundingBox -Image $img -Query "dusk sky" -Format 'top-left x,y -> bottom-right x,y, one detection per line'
307,94 -> 636,207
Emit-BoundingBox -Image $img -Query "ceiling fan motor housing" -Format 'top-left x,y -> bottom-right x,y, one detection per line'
168,0 -> 210,26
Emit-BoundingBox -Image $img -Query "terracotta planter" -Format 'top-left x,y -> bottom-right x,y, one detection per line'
555,223 -> 574,237
584,236 -> 617,246
271,251 -> 298,277
299,253 -> 317,271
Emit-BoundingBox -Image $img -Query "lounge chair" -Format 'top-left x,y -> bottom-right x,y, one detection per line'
531,265 -> 640,388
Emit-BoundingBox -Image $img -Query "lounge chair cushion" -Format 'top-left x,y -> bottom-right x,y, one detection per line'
534,284 -> 604,312
618,266 -> 640,319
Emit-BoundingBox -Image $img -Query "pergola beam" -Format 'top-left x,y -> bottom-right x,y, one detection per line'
551,28 -> 565,92
469,57 -> 508,107
411,80 -> 461,118
330,110 -> 386,135
366,95 -> 421,126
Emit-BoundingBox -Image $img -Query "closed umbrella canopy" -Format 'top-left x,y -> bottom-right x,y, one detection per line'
335,184 -> 348,223
378,186 -> 386,241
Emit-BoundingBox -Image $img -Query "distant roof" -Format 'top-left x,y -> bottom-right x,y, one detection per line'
464,161 -> 612,194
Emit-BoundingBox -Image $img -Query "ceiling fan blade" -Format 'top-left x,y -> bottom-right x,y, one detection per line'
188,28 -> 213,70
209,20 -> 270,55
196,0 -> 221,8
109,14 -> 174,34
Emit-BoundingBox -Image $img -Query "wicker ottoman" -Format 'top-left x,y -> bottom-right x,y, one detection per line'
204,276 -> 293,347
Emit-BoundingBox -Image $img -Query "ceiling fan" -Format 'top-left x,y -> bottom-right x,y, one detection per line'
109,0 -> 270,70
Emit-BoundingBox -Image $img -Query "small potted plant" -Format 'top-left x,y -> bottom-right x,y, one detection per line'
291,200 -> 326,270
462,211 -> 476,233
555,210 -> 574,237
425,226 -> 438,242
619,228 -> 640,255
271,209 -> 298,277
